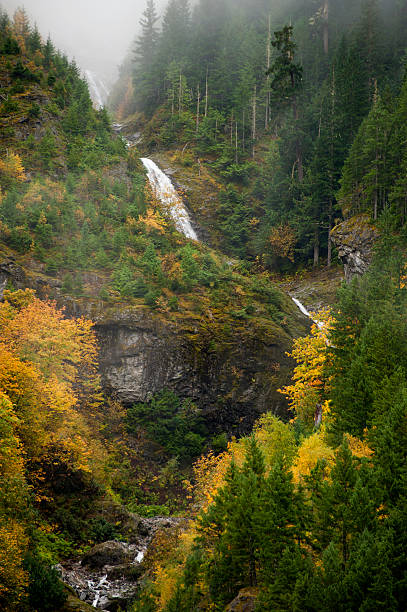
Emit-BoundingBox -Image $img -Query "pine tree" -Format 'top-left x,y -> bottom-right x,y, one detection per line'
27,24 -> 42,54
43,36 -> 55,69
133,0 -> 160,114
268,26 -> 304,181
160,0 -> 191,66
311,439 -> 375,566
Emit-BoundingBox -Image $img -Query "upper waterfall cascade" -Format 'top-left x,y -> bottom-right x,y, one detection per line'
85,70 -> 109,109
141,158 -> 198,241
140,156 -> 317,323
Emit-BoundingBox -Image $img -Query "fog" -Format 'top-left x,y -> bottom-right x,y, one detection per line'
1,0 -> 167,81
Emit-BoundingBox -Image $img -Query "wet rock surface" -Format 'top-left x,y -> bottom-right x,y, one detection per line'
331,214 -> 379,281
58,517 -> 181,610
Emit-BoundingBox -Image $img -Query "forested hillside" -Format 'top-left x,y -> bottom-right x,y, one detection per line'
0,0 -> 407,610
114,0 -> 407,268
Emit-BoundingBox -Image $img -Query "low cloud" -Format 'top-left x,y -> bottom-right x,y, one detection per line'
1,0 -> 167,80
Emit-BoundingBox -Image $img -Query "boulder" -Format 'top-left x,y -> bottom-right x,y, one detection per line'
105,563 -> 144,581
81,541 -> 131,569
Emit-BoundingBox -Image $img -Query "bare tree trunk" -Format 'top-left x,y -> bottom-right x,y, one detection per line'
293,95 -> 303,181
242,110 -> 245,152
178,72 -> 182,114
265,14 -> 271,129
327,66 -> 335,268
323,0 -> 329,55
313,226 -> 320,267
374,147 -> 378,220
235,121 -> 238,163
196,84 -> 200,134
205,67 -> 209,117
252,85 -> 257,159
327,199 -> 333,267
297,141 -> 304,182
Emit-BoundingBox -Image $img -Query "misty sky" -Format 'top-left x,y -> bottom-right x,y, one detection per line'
1,0 -> 167,81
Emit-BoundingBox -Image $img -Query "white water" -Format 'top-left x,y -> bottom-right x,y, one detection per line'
135,550 -> 145,563
85,70 -> 108,110
291,296 -> 323,328
141,158 -> 198,241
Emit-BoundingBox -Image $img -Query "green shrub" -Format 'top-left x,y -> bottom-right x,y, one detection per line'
7,227 -> 32,253
211,433 -> 228,453
1,96 -> 20,114
24,554 -> 67,612
126,503 -> 170,517
126,390 -> 207,461
28,102 -> 41,119
89,518 -> 118,543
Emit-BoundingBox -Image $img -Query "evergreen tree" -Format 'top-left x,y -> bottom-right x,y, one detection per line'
133,0 -> 160,114
160,0 -> 191,67
27,24 -> 42,54
311,439 -> 376,565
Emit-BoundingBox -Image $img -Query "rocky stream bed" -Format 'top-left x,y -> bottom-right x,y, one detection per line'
57,517 -> 182,611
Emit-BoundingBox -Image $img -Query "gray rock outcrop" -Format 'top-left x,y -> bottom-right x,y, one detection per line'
331,213 -> 380,282
0,254 -> 307,435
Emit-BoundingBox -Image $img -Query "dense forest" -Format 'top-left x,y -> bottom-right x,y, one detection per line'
112,0 -> 407,268
0,0 -> 407,610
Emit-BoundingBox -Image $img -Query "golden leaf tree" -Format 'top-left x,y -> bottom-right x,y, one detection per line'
279,307 -> 334,429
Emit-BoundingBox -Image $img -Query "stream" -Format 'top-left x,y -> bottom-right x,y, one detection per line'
58,517 -> 181,610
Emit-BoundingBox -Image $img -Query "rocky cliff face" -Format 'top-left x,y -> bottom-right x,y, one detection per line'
0,253 -> 308,435
331,214 -> 379,282
87,302 -> 305,435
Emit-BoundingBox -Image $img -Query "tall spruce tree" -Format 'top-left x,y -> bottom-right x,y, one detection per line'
133,0 -> 160,114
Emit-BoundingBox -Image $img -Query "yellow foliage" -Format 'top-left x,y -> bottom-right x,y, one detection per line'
279,308 -> 334,428
0,290 -> 104,487
292,432 -> 334,484
268,223 -> 296,262
0,521 -> 28,610
13,8 -> 30,38
254,413 -> 297,467
21,182 -> 43,210
139,207 -> 167,234
344,433 -> 373,459
0,293 -> 99,383
161,253 -> 182,281
0,152 -> 26,189
154,564 -> 178,610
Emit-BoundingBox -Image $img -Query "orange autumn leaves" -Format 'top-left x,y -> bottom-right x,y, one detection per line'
0,290 -> 105,608
0,289 -> 102,478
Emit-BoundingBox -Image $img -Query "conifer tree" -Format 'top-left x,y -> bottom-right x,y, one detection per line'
311,439 -> 373,565
133,0 -> 160,114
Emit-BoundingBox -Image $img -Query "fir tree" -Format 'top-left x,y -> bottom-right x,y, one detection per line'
133,0 -> 160,114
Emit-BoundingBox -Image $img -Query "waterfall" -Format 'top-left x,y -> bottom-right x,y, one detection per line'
291,296 -> 323,328
140,158 -> 320,323
85,70 -> 108,110
141,158 -> 198,241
